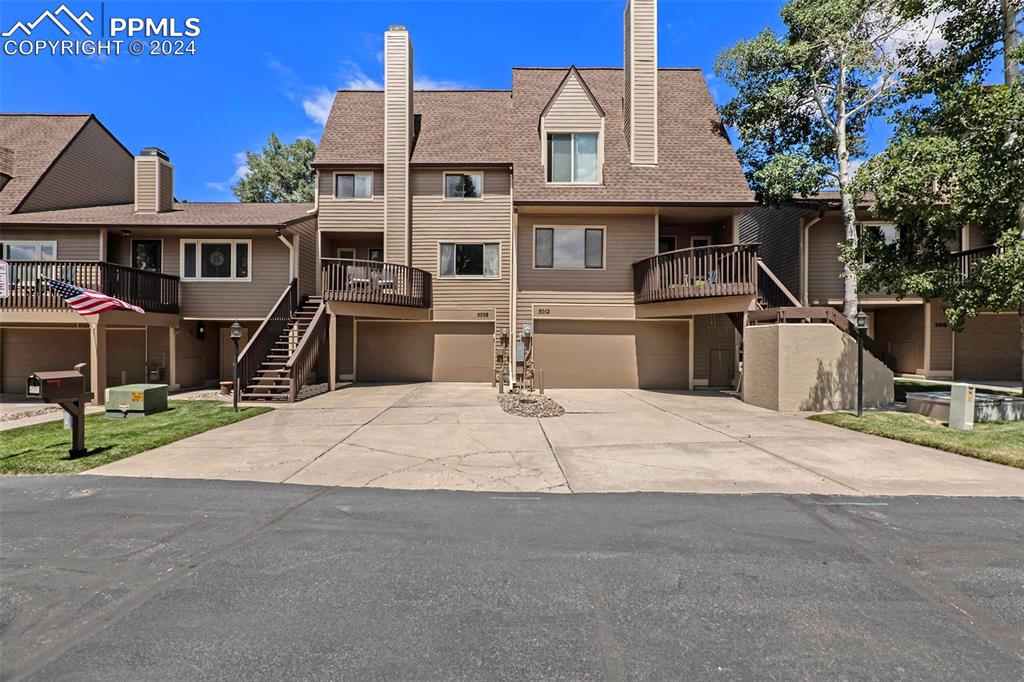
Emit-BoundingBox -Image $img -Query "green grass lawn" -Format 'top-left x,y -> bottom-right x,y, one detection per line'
894,378 -> 1020,403
0,401 -> 271,475
810,411 -> 1024,469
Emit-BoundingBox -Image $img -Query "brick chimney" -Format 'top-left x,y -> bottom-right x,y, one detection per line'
623,0 -> 658,166
383,25 -> 414,264
134,147 -> 173,213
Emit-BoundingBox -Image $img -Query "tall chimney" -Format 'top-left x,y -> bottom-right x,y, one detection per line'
134,147 -> 173,213
383,25 -> 413,265
623,0 -> 657,166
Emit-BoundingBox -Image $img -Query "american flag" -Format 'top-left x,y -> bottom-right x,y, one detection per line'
43,278 -> 145,316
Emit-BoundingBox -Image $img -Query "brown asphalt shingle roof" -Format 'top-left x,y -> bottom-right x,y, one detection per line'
0,145 -> 13,178
0,202 -> 315,227
314,68 -> 752,205
0,114 -> 92,215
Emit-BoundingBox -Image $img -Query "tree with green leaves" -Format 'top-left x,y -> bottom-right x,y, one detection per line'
715,0 -> 990,320
233,133 -> 317,203
852,0 -> 1024,392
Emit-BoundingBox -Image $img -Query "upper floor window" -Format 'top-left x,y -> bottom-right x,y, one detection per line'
547,133 -> 599,183
335,172 -> 373,200
862,223 -> 899,263
444,172 -> 483,199
181,239 -> 251,281
534,227 -> 603,269
439,242 -> 500,278
1,241 -> 56,261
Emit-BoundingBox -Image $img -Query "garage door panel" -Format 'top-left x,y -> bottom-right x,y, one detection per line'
357,322 -> 492,383
1,328 -> 90,393
534,320 -> 689,389
955,315 -> 1021,381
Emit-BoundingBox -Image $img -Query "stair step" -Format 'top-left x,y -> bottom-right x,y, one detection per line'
244,383 -> 290,391
243,392 -> 291,400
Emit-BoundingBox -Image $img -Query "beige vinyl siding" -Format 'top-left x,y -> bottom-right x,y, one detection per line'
954,314 -> 1022,380
738,205 -> 803,297
411,169 -> 512,328
108,228 -> 290,319
384,29 -> 413,264
806,217 -> 845,304
543,73 -> 603,130
623,1 -> 632,150
692,314 -> 737,383
133,156 -> 159,213
516,212 -> 656,325
18,119 -> 134,213
288,216 -> 319,297
0,227 -> 101,260
625,0 -> 657,165
929,300 -> 953,373
317,170 -> 385,230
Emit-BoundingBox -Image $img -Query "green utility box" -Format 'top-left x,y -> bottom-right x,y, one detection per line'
105,384 -> 169,418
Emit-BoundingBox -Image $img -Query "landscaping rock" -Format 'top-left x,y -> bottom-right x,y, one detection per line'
498,394 -> 565,418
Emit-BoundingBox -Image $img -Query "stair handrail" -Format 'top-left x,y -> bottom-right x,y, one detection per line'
283,302 -> 328,402
237,278 -> 298,392
755,259 -> 801,308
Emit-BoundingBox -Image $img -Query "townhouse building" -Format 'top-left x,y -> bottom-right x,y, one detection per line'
741,197 -> 1021,382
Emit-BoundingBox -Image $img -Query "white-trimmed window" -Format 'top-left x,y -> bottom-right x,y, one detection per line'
334,172 -> 373,200
181,239 -> 251,281
547,133 -> 599,183
862,222 -> 899,263
337,248 -> 357,260
1,241 -> 56,261
534,227 -> 603,269
444,172 -> 483,199
439,242 -> 500,278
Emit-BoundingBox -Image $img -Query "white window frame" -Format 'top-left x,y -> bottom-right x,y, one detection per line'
130,237 -> 164,272
333,171 -> 374,201
544,131 -> 603,185
336,248 -> 357,260
437,241 -> 502,279
442,171 -> 484,200
690,235 -> 712,249
1,240 -> 57,261
532,226 -> 606,270
180,239 -> 253,282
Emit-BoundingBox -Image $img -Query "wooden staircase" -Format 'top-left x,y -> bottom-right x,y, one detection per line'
242,296 -> 323,401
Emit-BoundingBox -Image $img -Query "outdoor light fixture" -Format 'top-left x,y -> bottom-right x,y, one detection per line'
230,321 -> 242,412
855,310 -> 868,417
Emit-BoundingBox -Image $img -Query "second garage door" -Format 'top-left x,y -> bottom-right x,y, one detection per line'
533,319 -> 690,389
954,314 -> 1021,380
356,321 -> 494,382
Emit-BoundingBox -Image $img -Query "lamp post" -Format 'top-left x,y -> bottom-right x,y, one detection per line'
229,321 -> 242,412
855,309 -> 868,417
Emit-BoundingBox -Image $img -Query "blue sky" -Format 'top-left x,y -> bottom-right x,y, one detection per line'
2,0 -> 863,202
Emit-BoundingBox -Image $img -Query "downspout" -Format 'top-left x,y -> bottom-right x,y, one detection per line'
801,213 -> 823,306
509,167 -> 517,392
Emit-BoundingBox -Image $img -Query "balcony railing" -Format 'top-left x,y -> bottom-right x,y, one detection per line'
633,244 -> 759,304
954,245 -> 999,280
321,258 -> 431,308
0,260 -> 179,314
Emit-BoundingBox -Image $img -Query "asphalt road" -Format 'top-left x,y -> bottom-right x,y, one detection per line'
1,477 -> 1022,681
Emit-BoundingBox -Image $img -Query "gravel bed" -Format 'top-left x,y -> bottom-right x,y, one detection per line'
173,390 -> 232,402
498,394 -> 565,418
1,406 -> 62,423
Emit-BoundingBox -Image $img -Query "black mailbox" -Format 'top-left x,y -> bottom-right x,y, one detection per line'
25,363 -> 92,458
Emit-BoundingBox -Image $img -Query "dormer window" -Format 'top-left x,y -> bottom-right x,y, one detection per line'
547,133 -> 599,183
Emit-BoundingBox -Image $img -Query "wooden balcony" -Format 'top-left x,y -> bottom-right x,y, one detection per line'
0,261 -> 179,314
954,245 -> 999,280
633,244 -> 759,305
320,258 -> 431,309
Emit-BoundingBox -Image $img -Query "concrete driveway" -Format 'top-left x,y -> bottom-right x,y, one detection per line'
87,383 -> 1024,496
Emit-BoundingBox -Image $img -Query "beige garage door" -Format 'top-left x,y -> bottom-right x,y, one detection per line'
356,321 -> 494,382
534,319 -> 690,389
955,315 -> 1021,380
0,327 -> 90,393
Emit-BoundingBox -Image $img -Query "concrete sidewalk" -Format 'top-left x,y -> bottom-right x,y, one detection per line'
86,383 -> 1024,496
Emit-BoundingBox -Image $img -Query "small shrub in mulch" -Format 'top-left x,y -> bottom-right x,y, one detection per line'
498,393 -> 565,418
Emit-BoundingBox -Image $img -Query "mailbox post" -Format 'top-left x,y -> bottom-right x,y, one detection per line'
26,363 -> 92,458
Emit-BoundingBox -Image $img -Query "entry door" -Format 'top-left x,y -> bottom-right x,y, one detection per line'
219,326 -> 250,381
708,348 -> 735,387
131,239 -> 163,272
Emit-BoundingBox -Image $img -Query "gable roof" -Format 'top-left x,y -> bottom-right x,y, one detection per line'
0,114 -> 95,215
539,66 -> 606,121
314,90 -> 513,167
511,68 -> 752,205
0,202 -> 316,227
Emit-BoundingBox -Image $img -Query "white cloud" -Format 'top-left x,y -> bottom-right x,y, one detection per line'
206,152 -> 250,193
338,59 -> 382,90
414,75 -> 472,90
879,10 -> 952,58
302,87 -> 336,125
